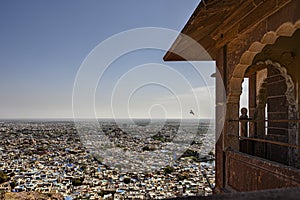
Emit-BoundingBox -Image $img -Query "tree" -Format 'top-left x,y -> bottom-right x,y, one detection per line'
178,172 -> 189,180
164,166 -> 175,174
72,177 -> 84,186
0,171 -> 8,184
123,177 -> 131,184
10,181 -> 16,189
142,146 -> 150,151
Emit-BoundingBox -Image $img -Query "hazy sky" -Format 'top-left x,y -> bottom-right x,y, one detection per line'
0,0 -> 221,119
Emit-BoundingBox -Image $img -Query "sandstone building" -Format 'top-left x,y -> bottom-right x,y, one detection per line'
164,0 -> 300,194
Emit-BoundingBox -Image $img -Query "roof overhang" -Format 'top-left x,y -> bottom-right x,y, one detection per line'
164,0 -> 291,61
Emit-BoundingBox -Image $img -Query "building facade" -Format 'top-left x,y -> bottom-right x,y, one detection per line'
164,0 -> 300,193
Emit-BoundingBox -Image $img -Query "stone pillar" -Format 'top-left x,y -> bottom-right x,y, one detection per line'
214,46 -> 227,193
225,99 -> 240,151
249,73 -> 257,137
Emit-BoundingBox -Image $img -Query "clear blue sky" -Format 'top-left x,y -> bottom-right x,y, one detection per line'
0,0 -> 219,119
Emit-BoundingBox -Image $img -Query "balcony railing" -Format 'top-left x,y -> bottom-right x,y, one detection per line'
228,118 -> 300,167
228,119 -> 300,149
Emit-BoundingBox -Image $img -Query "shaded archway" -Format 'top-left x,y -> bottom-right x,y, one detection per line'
225,21 -> 300,156
252,60 -> 298,167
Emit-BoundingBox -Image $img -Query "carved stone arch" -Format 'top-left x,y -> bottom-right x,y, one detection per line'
256,78 -> 268,138
225,20 -> 300,153
253,60 -> 298,167
255,60 -> 297,115
227,20 -> 300,104
254,60 -> 298,130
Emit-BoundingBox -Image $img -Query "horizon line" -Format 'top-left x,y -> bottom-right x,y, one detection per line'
0,117 -> 215,120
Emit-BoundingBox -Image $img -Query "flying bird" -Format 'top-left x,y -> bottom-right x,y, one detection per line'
190,110 -> 195,115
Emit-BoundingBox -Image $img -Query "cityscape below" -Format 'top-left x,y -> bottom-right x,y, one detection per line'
0,119 -> 215,199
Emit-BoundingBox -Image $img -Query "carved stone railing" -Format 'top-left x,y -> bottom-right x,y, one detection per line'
225,149 -> 300,192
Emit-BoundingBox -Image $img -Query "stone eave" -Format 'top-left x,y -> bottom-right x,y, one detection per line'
163,0 -> 291,62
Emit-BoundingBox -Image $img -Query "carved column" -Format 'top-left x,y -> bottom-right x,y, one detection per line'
225,93 -> 240,151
